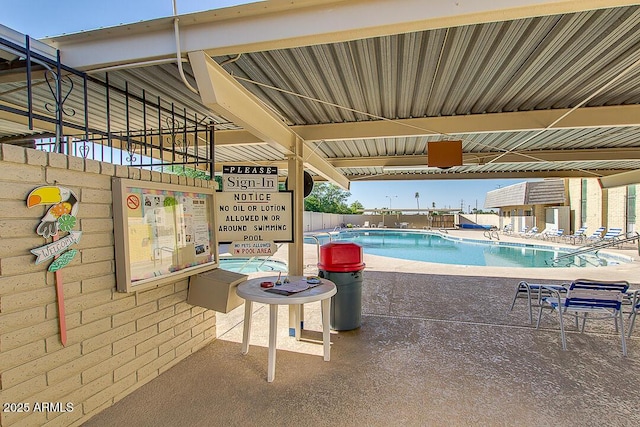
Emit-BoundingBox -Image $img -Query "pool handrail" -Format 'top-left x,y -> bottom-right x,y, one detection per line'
549,231 -> 640,266
304,232 -> 334,261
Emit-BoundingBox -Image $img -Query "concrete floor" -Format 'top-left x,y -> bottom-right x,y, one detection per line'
84,230 -> 640,426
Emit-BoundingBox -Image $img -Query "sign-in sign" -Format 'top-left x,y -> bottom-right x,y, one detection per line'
215,191 -> 293,243
222,165 -> 278,192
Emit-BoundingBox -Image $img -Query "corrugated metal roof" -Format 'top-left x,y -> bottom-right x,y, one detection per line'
217,6 -> 640,124
1,4 -> 640,182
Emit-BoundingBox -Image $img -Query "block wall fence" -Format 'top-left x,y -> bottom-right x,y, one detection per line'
0,144 -> 218,426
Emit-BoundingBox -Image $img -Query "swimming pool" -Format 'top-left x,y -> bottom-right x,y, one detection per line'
219,258 -> 288,273
305,230 -> 628,268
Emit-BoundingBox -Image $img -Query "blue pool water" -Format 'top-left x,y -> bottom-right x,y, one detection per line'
219,258 -> 288,273
305,230 -> 627,268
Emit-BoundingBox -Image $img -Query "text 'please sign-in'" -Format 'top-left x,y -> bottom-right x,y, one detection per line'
215,166 -> 293,244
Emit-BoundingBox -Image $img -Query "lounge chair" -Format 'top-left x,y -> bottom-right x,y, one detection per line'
585,226 -> 605,243
545,228 -> 564,241
363,221 -> 370,228
536,279 -> 630,355
522,226 -> 538,238
564,226 -> 587,245
602,227 -> 623,240
533,227 -> 553,239
600,227 -> 624,248
502,224 -> 514,235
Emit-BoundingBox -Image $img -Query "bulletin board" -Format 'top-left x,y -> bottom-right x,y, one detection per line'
113,178 -> 217,292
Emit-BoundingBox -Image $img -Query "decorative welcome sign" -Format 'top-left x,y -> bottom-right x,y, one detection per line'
31,231 -> 82,264
27,185 -> 82,346
27,185 -> 81,271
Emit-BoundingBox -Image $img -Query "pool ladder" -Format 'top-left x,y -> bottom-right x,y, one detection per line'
483,230 -> 500,240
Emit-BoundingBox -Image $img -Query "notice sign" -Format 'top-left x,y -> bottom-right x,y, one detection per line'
231,241 -> 276,257
222,165 -> 278,192
215,191 -> 293,243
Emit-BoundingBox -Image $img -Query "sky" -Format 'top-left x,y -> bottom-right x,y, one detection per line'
3,0 -> 529,211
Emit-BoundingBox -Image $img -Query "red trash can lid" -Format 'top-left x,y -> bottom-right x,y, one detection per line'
317,241 -> 365,272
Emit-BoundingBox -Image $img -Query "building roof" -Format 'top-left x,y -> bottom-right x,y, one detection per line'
484,179 -> 566,208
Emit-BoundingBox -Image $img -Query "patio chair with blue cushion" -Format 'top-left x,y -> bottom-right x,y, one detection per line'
522,226 -> 538,238
536,279 -> 630,355
585,226 -> 606,243
564,226 -> 587,244
509,281 -> 569,324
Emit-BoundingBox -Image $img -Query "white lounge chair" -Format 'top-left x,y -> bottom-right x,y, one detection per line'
502,224 -> 514,235
545,228 -> 564,241
533,227 -> 553,239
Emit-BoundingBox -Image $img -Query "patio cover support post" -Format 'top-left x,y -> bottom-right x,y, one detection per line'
287,141 -> 304,276
287,139 -> 305,335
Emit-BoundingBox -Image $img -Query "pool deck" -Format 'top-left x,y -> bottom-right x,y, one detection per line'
84,229 -> 640,426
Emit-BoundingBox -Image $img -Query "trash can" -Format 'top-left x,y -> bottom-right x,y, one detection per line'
317,242 -> 365,330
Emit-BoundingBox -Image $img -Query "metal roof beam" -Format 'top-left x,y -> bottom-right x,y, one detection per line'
210,146 -> 640,171
212,106 -> 640,145
46,0 -> 638,70
329,148 -> 640,168
293,105 -> 640,141
351,169 -> 632,181
188,50 -> 349,189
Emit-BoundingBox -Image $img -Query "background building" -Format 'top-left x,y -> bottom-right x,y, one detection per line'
486,178 -> 638,237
